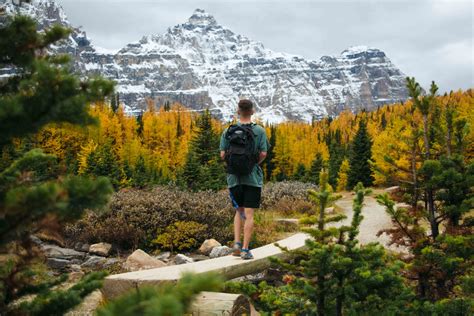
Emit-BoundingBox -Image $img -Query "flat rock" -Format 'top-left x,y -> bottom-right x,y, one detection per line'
123,249 -> 166,272
81,256 -> 107,269
174,254 -> 194,265
89,242 -> 112,257
41,244 -> 86,260
47,258 -> 71,270
199,239 -> 221,255
189,254 -> 209,262
385,186 -> 400,193
209,246 -> 233,258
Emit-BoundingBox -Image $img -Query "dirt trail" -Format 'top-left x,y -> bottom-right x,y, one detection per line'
332,190 -> 404,252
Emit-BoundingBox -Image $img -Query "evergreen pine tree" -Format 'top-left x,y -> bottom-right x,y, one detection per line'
264,125 -> 276,181
136,111 -> 144,136
328,142 -> 344,189
292,163 -> 307,181
110,93 -> 119,113
0,14 -> 114,314
306,152 -> 324,184
180,110 -> 224,191
176,108 -> 184,138
132,155 -> 148,188
348,120 -> 374,188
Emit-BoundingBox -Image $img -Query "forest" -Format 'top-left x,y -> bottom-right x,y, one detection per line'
0,12 -> 473,316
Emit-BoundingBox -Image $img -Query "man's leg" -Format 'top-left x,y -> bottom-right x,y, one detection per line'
234,207 -> 245,243
242,208 -> 254,250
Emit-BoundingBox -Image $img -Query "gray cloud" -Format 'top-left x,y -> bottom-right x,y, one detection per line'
56,0 -> 473,92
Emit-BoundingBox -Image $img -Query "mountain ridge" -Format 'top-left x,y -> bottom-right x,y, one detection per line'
0,2 -> 409,122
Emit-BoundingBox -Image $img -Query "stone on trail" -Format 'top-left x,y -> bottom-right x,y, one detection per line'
154,251 -> 171,262
123,249 -> 166,272
174,254 -> 194,265
89,242 -> 112,257
209,246 -> 233,258
199,239 -> 221,255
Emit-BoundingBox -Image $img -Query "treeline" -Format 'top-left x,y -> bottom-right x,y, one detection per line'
2,88 -> 470,191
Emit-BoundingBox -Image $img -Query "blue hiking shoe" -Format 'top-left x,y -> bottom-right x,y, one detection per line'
240,248 -> 254,260
232,242 -> 242,256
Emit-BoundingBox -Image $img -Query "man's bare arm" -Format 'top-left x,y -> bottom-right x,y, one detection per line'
220,150 -> 226,161
258,152 -> 267,164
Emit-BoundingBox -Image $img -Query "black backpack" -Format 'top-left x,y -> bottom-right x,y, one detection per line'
225,124 -> 258,176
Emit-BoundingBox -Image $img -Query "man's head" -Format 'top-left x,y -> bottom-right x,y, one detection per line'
237,99 -> 254,118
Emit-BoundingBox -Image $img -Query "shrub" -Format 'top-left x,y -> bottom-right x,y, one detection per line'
65,186 -> 234,250
261,181 -> 317,215
152,221 -> 208,251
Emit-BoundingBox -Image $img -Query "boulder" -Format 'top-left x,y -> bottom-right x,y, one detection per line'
123,249 -> 166,272
209,246 -> 233,258
199,239 -> 221,255
81,256 -> 107,269
89,242 -> 112,257
41,244 -> 86,260
174,254 -> 194,265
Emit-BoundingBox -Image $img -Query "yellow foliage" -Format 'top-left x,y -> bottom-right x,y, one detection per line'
336,158 -> 350,191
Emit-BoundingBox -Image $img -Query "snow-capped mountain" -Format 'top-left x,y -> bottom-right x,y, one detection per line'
1,1 -> 409,122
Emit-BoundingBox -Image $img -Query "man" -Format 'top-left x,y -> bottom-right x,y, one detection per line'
219,99 -> 269,260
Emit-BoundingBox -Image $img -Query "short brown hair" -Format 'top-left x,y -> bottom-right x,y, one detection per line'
238,99 -> 254,115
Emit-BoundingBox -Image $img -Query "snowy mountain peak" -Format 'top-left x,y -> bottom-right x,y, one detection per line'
1,2 -> 410,122
187,8 -> 217,27
341,45 -> 386,59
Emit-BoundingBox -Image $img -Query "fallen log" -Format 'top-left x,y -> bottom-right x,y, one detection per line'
189,291 -> 254,316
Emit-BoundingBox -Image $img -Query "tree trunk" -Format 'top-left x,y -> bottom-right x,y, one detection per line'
428,190 -> 439,239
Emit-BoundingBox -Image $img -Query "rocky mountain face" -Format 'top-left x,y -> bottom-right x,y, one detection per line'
1,1 -> 409,122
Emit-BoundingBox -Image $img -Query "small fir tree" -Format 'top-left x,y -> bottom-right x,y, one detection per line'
348,120 -> 374,189
0,13 -> 114,314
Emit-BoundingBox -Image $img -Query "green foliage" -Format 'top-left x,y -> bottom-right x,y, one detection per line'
0,14 -> 113,314
292,163 -> 307,181
236,180 -> 414,315
348,120 -> 374,189
152,221 -> 208,251
17,271 -> 107,316
306,152 -> 324,184
83,142 -> 121,188
131,155 -> 148,188
96,273 -> 222,316
179,110 -> 225,191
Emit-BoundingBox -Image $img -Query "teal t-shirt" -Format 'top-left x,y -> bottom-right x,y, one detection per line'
219,123 -> 269,188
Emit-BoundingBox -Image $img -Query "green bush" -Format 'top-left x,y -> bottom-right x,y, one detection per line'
152,221 -> 208,252
66,186 -> 234,250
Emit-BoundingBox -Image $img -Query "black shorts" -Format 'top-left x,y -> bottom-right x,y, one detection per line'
229,185 -> 262,209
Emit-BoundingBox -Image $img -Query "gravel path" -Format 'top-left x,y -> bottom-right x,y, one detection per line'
332,191 -> 405,252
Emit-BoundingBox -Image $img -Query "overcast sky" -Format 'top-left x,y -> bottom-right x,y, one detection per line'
56,0 -> 473,92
